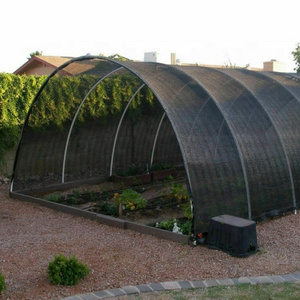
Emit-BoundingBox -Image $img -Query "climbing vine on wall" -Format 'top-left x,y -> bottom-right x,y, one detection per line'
0,72 -> 159,164
28,74 -> 159,130
0,73 -> 46,163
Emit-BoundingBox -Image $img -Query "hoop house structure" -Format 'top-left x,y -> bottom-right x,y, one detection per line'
10,56 -> 300,238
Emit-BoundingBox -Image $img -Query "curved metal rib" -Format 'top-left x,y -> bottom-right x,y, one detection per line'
150,112 -> 166,168
62,67 -> 124,183
109,83 -> 145,176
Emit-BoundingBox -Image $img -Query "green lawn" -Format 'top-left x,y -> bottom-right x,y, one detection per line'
119,282 -> 300,300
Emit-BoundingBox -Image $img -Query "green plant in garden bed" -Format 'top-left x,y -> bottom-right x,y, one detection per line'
156,219 -> 175,231
150,163 -> 174,171
45,194 -> 62,202
156,218 -> 192,235
162,183 -> 189,202
182,201 -> 192,220
94,201 -> 119,217
48,254 -> 89,286
45,190 -> 81,205
0,271 -> 6,293
170,183 -> 189,201
69,190 -> 81,204
113,188 -> 147,216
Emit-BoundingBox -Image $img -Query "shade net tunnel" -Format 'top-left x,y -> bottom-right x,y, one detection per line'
10,56 -> 300,237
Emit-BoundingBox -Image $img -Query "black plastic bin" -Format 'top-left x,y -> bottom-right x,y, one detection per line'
206,214 -> 258,257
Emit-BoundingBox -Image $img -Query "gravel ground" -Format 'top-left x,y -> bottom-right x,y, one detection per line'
0,182 -> 299,300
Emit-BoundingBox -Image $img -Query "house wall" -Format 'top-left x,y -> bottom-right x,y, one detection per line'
22,65 -> 55,76
263,60 -> 286,72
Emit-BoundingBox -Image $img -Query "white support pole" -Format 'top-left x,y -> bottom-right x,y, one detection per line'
62,67 -> 124,183
150,112 -> 166,169
109,84 -> 145,176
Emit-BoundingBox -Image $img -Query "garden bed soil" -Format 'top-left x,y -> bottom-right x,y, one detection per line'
42,180 -> 190,228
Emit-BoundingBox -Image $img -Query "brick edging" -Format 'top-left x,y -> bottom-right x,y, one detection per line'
62,272 -> 300,299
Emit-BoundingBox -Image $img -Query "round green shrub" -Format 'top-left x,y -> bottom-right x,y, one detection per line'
0,271 -> 6,293
48,254 -> 89,286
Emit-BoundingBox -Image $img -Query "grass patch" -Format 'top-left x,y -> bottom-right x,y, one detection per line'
122,282 -> 300,300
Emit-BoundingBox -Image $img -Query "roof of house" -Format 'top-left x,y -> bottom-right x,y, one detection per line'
14,55 -> 103,76
14,55 -> 73,75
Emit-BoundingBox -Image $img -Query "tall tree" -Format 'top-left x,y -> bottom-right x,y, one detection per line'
292,43 -> 300,73
99,53 -> 132,61
27,51 -> 43,60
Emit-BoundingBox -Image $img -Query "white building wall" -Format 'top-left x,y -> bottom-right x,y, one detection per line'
144,52 -> 159,62
263,60 -> 286,72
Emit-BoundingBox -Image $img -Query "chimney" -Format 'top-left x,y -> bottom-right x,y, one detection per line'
171,53 -> 176,65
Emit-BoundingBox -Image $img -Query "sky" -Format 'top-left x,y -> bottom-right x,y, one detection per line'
1,0 -> 299,73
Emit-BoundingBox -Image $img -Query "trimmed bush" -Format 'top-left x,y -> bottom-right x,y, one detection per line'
48,254 -> 89,286
0,271 -> 6,293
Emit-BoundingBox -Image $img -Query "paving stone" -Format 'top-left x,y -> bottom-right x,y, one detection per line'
63,272 -> 300,300
105,288 -> 126,296
280,274 -> 299,282
249,276 -> 274,284
231,278 -> 242,285
121,286 -> 139,295
148,282 -> 165,291
217,278 -> 234,286
136,284 -> 153,293
203,279 -> 219,287
80,293 -> 101,300
190,280 -> 207,288
291,272 -> 300,280
178,280 -> 193,289
238,277 -> 252,284
269,275 -> 286,283
161,281 -> 180,290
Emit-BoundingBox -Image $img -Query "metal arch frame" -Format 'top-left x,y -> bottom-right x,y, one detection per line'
219,69 -> 297,211
62,67 -> 124,183
261,72 -> 300,102
56,59 -> 194,187
150,112 -> 166,169
175,66 -> 252,219
110,63 -> 197,204
109,83 -> 145,176
10,56 -> 98,191
260,72 -> 300,210
11,55 -> 300,235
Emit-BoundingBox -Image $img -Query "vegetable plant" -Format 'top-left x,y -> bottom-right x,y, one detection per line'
113,189 -> 147,216
170,183 -> 189,202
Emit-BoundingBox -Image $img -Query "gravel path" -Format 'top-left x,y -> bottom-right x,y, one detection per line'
0,183 -> 299,300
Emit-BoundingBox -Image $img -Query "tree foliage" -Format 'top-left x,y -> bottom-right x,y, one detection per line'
0,73 -> 158,164
28,51 -> 43,60
292,43 -> 300,73
103,53 -> 132,61
0,73 -> 46,163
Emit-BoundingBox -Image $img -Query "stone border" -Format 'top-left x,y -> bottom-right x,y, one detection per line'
62,272 -> 300,299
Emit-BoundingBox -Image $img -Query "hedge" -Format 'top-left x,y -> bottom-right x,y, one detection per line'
0,72 -> 158,164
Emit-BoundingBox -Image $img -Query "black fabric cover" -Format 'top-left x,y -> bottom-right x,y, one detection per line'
11,57 -> 300,234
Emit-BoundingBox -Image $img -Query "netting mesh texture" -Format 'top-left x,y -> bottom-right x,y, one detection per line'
12,57 -> 300,234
